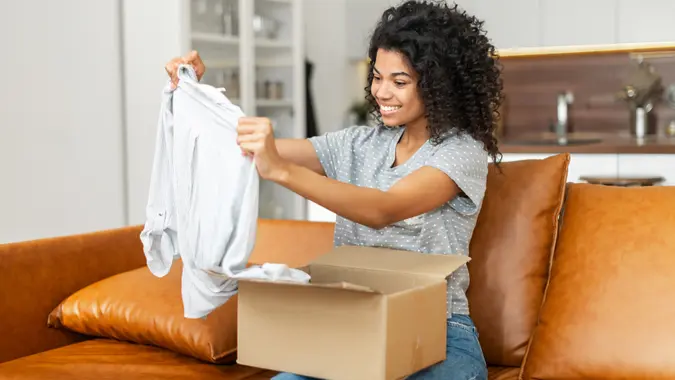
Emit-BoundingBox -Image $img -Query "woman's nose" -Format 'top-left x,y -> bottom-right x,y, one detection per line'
375,83 -> 393,100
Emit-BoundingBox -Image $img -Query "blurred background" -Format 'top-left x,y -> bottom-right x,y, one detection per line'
1,0 -> 675,244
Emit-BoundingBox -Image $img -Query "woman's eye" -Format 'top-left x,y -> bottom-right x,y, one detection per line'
373,76 -> 381,81
395,82 -> 406,86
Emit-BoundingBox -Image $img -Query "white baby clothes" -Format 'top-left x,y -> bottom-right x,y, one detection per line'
140,65 -> 309,319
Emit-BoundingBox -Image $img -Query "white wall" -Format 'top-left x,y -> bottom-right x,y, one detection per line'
0,0 -> 127,243
2,0 -> 675,243
303,0 -> 350,135
121,0 -> 188,225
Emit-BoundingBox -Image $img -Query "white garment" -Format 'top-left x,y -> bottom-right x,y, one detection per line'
140,65 -> 309,319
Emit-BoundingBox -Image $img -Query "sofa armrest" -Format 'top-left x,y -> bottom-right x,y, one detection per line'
0,225 -> 146,363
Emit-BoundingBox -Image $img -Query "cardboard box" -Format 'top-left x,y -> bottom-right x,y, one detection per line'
236,245 -> 470,380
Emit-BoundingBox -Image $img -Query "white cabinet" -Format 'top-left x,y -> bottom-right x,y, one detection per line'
500,153 -> 619,182
617,0 -> 675,43
187,0 -> 307,220
617,154 -> 675,185
459,0 -> 541,49
539,0 -> 616,46
307,201 -> 337,223
567,154 -> 619,183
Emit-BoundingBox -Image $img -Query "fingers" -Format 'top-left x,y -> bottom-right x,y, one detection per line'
186,50 -> 206,81
165,58 -> 181,89
239,141 -> 261,156
165,50 -> 206,89
237,117 -> 272,133
237,132 -> 265,142
237,131 -> 265,157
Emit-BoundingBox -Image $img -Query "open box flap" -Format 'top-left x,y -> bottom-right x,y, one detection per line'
237,277 -> 381,294
310,245 -> 470,279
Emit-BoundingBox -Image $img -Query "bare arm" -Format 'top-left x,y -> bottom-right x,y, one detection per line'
275,138 -> 325,176
274,162 -> 460,229
236,117 -> 463,229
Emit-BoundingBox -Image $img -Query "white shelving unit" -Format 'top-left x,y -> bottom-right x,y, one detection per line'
184,0 -> 307,220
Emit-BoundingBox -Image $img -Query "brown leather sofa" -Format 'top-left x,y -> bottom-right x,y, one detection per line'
2,153 -> 674,380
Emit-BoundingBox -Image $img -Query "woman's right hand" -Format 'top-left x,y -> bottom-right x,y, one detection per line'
164,50 -> 206,89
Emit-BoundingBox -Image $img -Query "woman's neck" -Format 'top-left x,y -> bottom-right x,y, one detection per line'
400,118 -> 429,146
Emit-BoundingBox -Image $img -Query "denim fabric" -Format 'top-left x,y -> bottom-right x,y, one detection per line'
271,314 -> 487,380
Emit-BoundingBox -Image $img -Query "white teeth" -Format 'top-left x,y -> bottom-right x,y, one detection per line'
380,105 -> 401,112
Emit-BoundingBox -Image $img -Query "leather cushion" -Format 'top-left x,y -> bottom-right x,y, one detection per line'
487,366 -> 521,380
48,259 -> 239,363
521,184 -> 675,379
0,339 -> 272,379
47,219 -> 336,364
467,153 -> 570,367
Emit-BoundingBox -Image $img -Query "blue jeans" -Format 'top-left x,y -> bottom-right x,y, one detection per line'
271,314 -> 488,380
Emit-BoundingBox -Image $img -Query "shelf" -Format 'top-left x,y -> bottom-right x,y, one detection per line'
191,32 -> 239,45
190,35 -> 290,48
226,98 -> 292,108
204,59 -> 293,69
186,0 -> 305,221
256,99 -> 293,107
255,38 -> 292,48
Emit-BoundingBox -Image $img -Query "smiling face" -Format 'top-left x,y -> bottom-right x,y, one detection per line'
370,48 -> 426,129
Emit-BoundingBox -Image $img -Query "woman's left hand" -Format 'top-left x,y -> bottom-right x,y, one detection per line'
236,117 -> 288,181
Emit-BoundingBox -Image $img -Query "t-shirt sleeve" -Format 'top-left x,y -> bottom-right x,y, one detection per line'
424,135 -> 489,216
307,126 -> 358,179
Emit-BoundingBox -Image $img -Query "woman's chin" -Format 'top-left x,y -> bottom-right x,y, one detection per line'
381,116 -> 402,127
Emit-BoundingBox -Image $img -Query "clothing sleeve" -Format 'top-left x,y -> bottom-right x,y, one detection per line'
424,135 -> 489,216
307,126 -> 358,179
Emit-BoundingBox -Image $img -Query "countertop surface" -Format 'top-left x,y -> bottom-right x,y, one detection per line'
498,132 -> 675,154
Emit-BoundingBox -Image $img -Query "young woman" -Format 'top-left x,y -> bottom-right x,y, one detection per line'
166,1 -> 502,378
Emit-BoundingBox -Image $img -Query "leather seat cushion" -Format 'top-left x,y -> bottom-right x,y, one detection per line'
47,259 -> 241,364
0,339 -> 278,380
521,184 -> 675,379
467,153 -> 570,367
0,339 -> 519,380
488,366 -> 521,380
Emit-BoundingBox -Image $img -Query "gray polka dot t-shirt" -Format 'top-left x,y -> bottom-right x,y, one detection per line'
308,124 -> 488,317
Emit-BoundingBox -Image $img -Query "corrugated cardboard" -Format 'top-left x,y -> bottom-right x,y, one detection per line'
236,245 -> 470,380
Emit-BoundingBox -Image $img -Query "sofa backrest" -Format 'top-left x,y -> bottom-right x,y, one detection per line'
0,225 -> 146,363
468,153 -> 570,367
520,183 -> 675,379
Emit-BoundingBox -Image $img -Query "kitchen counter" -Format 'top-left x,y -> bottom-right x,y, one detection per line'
498,132 -> 675,154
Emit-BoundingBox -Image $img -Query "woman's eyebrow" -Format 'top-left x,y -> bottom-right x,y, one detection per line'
373,66 -> 411,78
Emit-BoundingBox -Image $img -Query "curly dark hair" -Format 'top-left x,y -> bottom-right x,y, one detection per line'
365,0 -> 504,164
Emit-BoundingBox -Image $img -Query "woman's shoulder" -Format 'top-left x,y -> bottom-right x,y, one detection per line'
430,132 -> 489,164
321,124 -> 394,144
435,131 -> 486,150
